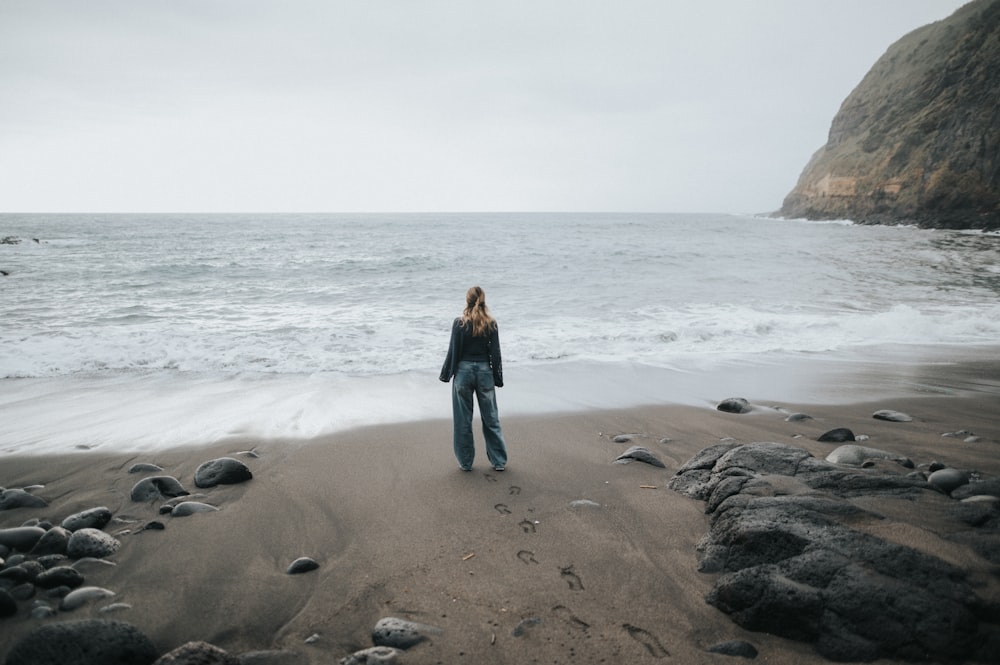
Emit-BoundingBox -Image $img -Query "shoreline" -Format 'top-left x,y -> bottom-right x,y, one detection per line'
3,343 -> 999,457
2,377 -> 999,662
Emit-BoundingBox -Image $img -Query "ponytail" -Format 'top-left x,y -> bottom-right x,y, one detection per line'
462,286 -> 496,337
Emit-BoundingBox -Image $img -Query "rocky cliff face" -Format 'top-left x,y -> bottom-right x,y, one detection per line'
779,0 -> 1000,230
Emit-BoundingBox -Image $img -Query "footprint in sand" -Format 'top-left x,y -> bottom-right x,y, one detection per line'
552,605 -> 589,631
495,503 -> 512,515
623,624 -> 669,658
518,519 -> 536,533
509,485 -> 521,495
560,565 -> 584,591
517,550 -> 539,565
483,473 -> 498,483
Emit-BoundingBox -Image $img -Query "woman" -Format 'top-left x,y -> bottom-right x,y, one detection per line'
439,286 -> 508,472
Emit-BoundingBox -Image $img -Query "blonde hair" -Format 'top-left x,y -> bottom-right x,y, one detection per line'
462,285 -> 497,337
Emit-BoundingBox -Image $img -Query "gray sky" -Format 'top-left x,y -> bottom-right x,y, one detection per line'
0,1 -> 971,214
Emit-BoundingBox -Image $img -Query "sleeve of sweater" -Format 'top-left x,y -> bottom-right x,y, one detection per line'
489,324 -> 504,388
439,319 -> 460,382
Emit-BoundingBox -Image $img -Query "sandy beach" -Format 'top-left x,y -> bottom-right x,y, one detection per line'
2,360 -> 999,664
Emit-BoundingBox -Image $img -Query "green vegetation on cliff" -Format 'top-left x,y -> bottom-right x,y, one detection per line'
780,0 -> 1000,230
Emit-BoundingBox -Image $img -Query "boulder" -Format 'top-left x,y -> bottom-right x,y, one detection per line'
30,526 -> 71,556
372,617 -> 441,650
0,527 -> 46,552
928,467 -> 971,494
826,444 -> 912,468
286,557 -> 320,575
194,458 -> 252,488
817,428 -> 855,443
130,476 -> 190,502
672,441 -> 1000,662
61,507 -> 112,532
67,528 -> 121,559
34,566 -> 85,590
952,477 -> 1000,500
152,641 -> 239,665
4,619 -> 158,665
339,646 -> 402,665
614,445 -> 666,468
0,489 -> 48,510
873,409 -> 913,422
717,397 -> 752,414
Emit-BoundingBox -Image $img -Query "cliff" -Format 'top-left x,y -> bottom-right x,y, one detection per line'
779,0 -> 1000,230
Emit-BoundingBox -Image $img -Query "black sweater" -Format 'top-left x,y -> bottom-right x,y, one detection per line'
439,318 -> 504,387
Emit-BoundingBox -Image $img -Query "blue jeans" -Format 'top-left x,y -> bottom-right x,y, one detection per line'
452,360 -> 508,469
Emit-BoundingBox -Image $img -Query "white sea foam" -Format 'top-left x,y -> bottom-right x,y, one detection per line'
2,212 -> 999,454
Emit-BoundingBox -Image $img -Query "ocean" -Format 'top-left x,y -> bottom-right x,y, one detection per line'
2,212 -> 999,454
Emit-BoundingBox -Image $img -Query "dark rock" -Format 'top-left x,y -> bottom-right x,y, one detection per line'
0,588 -> 15,617
675,442 -> 741,474
36,554 -> 67,569
152,640 -> 239,665
612,434 -> 633,443
4,619 -> 158,665
706,640 -> 759,659
0,489 -> 48,510
30,526 -> 70,555
130,476 -> 190,502
194,457 -> 252,488
170,501 -> 218,517
928,461 -> 947,472
30,604 -> 57,619
714,441 -> 815,477
674,441 -> 1000,662
873,409 -> 913,422
372,617 -> 441,650
952,477 -> 1000,500
614,445 -> 666,468
0,527 -> 46,552
784,412 -> 812,422
0,565 -> 31,584
61,507 -> 113,532
817,427 -> 855,443
826,444 -> 912,468
10,583 -> 35,601
35,566 -> 85,590
128,463 -> 164,474
339,647 -> 402,665
778,0 -> 1000,231
286,557 -> 319,575
18,560 -> 44,582
138,521 -> 166,533
717,397 -> 751,414
929,467 -> 971,494
66,528 -> 121,559
59,586 -> 116,611
667,468 -> 714,500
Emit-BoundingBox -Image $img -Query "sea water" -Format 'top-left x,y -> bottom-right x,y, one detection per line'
2,212 -> 999,453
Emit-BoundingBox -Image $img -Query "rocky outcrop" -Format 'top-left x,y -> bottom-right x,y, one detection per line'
669,441 -> 1000,662
779,0 -> 1000,230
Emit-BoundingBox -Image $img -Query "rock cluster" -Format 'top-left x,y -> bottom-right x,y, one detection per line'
1,456 -> 257,663
669,441 -> 1000,661
337,617 -> 442,664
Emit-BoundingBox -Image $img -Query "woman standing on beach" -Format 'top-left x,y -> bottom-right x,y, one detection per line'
439,286 -> 508,472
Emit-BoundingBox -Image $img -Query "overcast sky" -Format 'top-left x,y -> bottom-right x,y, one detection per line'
0,1 -> 971,214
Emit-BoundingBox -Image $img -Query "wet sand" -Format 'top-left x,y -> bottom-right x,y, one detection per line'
1,362 -> 999,663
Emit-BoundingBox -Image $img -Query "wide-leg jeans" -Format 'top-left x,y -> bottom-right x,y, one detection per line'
452,360 -> 508,470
